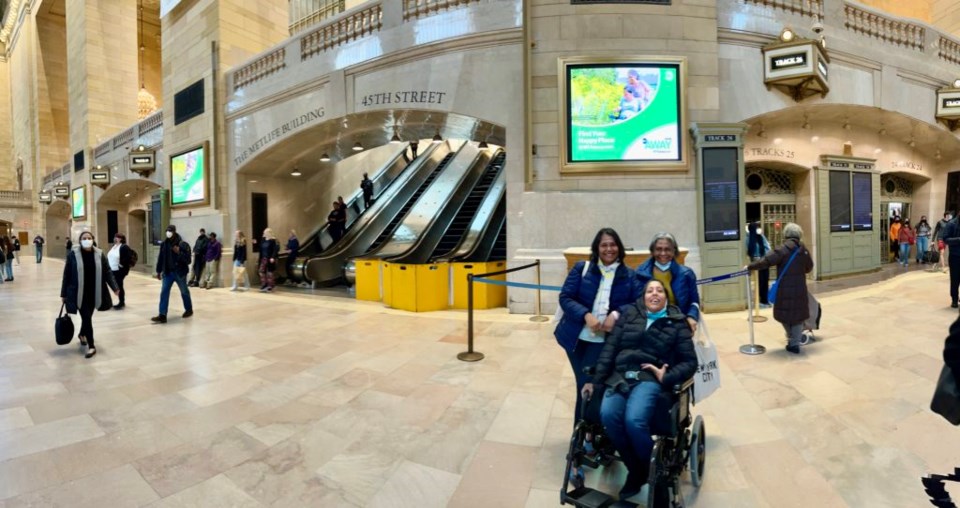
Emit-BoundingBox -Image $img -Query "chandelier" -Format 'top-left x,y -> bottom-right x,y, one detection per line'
137,0 -> 157,119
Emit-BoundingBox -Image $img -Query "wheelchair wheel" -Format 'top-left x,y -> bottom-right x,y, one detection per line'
689,415 -> 706,488
647,441 -> 672,508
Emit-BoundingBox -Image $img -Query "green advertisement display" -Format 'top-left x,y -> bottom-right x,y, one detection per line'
567,64 -> 681,163
170,146 -> 206,205
71,187 -> 85,218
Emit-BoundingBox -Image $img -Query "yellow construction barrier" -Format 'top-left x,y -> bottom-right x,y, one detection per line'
388,262 -> 450,312
354,259 -> 382,302
382,261 -> 393,306
452,261 -> 507,309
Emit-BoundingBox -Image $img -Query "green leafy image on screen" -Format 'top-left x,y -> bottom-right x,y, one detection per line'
72,188 -> 85,218
171,147 -> 205,205
568,64 -> 680,163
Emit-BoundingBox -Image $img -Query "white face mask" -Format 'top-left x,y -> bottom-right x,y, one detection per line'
80,239 -> 93,249
166,231 -> 173,239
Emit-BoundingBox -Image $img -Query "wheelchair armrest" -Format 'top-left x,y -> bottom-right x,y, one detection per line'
672,377 -> 695,395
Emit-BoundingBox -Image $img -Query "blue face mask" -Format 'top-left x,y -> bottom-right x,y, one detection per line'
654,261 -> 672,271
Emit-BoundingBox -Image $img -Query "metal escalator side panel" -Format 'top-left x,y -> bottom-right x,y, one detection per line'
303,142 -> 448,285
434,168 -> 505,262
460,197 -> 506,263
370,142 -> 489,261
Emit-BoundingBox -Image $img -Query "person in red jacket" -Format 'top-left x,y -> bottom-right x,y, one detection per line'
898,219 -> 916,268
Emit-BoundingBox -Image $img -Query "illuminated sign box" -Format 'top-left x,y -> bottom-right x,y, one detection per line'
53,185 -> 70,197
936,88 -> 960,130
169,142 -> 209,208
558,56 -> 688,173
762,39 -> 829,102
38,192 -> 52,203
72,186 -> 86,219
90,168 -> 110,187
130,151 -> 155,170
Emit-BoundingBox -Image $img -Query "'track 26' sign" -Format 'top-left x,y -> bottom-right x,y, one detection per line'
770,53 -> 806,70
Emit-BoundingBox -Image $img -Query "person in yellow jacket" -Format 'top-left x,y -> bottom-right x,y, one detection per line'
889,217 -> 901,263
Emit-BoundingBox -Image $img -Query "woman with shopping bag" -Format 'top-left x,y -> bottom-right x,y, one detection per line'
60,231 -> 119,359
746,223 -> 813,354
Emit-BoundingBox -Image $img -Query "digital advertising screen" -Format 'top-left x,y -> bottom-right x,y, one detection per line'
702,147 -> 740,243
830,171 -> 852,232
852,173 -> 873,231
71,186 -> 86,219
564,60 -> 684,168
170,145 -> 207,206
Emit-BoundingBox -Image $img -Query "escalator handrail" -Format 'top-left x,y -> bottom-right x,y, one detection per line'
431,163 -> 505,262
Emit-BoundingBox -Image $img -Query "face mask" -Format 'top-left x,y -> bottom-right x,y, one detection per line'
80,239 -> 93,249
654,261 -> 672,271
166,231 -> 173,239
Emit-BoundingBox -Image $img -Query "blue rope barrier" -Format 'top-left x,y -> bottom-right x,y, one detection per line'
473,269 -> 749,292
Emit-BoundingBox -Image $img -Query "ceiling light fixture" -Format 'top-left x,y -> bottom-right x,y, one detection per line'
780,27 -> 795,43
954,78 -> 960,88
352,141 -> 364,152
319,153 -> 330,162
432,131 -> 443,143
136,0 -> 157,120
878,128 -> 887,136
291,168 -> 302,177
478,140 -> 489,149
390,126 -> 401,144
909,138 -> 916,148
936,150 -> 943,160
124,192 -> 131,198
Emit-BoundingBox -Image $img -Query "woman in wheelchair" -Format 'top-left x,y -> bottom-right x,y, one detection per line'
581,279 -> 697,501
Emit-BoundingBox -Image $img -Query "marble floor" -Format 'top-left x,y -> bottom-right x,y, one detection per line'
0,259 -> 957,507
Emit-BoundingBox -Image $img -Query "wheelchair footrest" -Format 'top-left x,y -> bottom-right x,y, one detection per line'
562,487 -> 638,508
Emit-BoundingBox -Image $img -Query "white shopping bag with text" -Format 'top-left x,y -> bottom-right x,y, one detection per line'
692,313 -> 721,404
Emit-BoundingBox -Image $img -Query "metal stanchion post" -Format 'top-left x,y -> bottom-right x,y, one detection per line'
750,269 -> 767,323
530,260 -> 549,323
739,274 -> 766,355
458,274 -> 484,362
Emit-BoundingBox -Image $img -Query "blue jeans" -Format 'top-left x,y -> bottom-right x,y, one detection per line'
600,381 -> 662,474
4,260 -> 12,278
566,340 -> 605,424
916,237 -> 929,262
35,248 -> 42,263
782,321 -> 803,348
899,243 -> 911,266
159,272 -> 193,316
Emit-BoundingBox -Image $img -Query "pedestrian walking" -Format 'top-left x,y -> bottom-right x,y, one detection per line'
258,228 -> 279,292
746,222 -> 772,307
201,232 -> 222,289
60,231 -> 118,358
916,216 -> 932,264
898,219 -> 915,267
12,236 -> 20,265
231,230 -> 250,291
107,233 -> 133,309
1,237 -> 13,281
934,212 -> 952,273
151,225 -> 194,324
33,234 -> 44,263
189,228 -> 209,287
285,230 -> 299,284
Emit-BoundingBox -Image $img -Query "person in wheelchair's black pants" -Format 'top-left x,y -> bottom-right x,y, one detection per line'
555,228 -> 640,425
582,279 -> 697,500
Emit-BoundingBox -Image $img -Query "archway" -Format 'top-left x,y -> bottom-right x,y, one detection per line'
744,160 -> 813,249
44,200 -> 71,259
96,179 -> 161,272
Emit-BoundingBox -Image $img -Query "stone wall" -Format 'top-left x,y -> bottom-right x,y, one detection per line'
0,60 -> 13,190
933,0 -> 960,37
859,0 -> 931,22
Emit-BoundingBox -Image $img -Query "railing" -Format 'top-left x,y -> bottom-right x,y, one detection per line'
300,2 -> 382,60
138,110 -> 163,135
743,0 -> 822,19
94,141 -> 111,159
940,36 -> 960,66
0,190 -> 29,201
113,127 -> 136,150
290,0 -> 345,35
403,0 -> 481,21
843,2 -> 925,52
233,47 -> 287,92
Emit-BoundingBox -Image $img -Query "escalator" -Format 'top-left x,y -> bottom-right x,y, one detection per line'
428,151 -> 505,260
364,142 -> 492,264
456,196 -> 506,263
280,143 -> 410,282
364,152 -> 455,254
300,141 -> 458,286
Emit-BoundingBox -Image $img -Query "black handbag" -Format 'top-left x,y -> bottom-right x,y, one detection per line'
931,365 -> 960,426
55,303 -> 74,345
98,282 -> 113,311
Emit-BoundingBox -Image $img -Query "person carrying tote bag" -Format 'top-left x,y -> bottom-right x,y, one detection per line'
60,231 -> 119,359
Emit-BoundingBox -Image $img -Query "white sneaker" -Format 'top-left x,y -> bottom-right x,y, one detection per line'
230,287 -> 237,292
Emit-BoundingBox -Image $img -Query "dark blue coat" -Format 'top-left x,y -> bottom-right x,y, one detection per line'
635,258 -> 701,322
555,261 -> 641,352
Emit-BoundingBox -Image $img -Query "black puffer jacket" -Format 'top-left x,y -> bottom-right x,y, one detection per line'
592,304 -> 697,390
748,238 -> 813,324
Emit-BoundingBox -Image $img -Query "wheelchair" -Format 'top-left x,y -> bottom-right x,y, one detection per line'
560,377 -> 705,508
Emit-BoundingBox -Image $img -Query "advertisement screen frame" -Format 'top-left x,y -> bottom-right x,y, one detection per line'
71,186 -> 86,220
169,142 -> 210,208
558,56 -> 688,173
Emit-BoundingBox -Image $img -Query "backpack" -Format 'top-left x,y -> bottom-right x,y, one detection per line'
128,249 -> 138,268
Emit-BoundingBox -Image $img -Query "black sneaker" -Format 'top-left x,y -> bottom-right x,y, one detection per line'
85,347 -> 97,358
113,304 -> 124,310
785,344 -> 801,354
619,470 -> 646,500
182,310 -> 193,318
151,315 -> 167,323
952,302 -> 958,309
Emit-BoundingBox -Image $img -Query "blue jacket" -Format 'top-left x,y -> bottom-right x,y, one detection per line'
555,261 -> 641,352
635,258 -> 700,322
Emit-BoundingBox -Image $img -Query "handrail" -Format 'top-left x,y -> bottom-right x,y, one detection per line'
113,127 -> 136,150
300,1 -> 382,61
940,35 -> 960,66
843,1 -> 925,52
743,0 -> 822,19
233,47 -> 287,92
289,0 -> 345,35
138,110 -> 163,135
403,0 -> 481,21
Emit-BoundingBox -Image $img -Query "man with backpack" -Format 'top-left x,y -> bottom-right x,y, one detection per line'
32,234 -> 44,263
361,173 -> 374,209
152,225 -> 193,324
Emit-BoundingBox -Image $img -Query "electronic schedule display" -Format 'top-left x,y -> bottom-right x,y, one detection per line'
702,147 -> 740,242
566,62 -> 683,164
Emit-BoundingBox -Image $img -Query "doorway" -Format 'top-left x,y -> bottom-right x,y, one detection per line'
251,193 -> 268,247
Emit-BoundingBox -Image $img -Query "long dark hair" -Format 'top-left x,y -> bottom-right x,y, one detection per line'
747,222 -> 765,258
590,228 -> 626,266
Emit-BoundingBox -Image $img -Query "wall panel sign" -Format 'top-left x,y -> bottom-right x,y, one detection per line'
90,169 -> 110,187
944,98 -> 960,109
38,192 -> 52,203
829,161 -> 850,168
704,135 -> 737,142
936,88 -> 960,129
747,147 -> 795,159
571,0 -> 670,3
130,151 -> 156,171
54,186 -> 70,197
358,91 -> 448,108
702,147 -> 741,242
762,39 -> 829,101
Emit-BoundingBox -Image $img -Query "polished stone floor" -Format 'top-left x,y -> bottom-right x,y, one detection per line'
0,259 -> 956,507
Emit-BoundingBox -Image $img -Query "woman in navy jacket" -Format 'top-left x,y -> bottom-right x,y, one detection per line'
555,228 -> 641,424
635,232 -> 701,332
